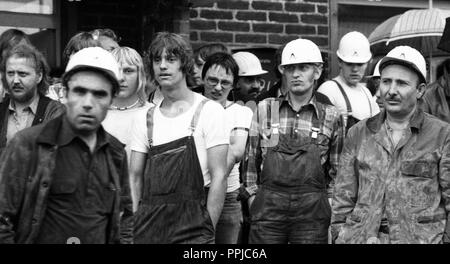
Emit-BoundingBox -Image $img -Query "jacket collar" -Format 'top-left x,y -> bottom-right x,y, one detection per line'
366,107 -> 424,133
8,93 -> 39,115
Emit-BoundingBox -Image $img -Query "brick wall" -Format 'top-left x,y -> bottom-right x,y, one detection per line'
189,0 -> 329,50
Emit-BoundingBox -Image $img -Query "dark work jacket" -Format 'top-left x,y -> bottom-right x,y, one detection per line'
0,115 -> 134,244
0,94 -> 65,154
421,69 -> 450,123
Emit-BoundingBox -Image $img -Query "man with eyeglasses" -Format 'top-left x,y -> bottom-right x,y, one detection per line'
240,39 -> 345,244
318,31 -> 379,134
202,52 -> 253,244
232,52 -> 268,104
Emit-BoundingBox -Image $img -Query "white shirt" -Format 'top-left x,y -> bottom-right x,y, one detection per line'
225,102 -> 253,193
103,101 -> 153,165
317,75 -> 379,122
130,92 -> 229,186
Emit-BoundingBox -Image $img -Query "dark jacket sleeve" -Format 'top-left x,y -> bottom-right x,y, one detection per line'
118,152 -> 134,244
44,100 -> 66,122
0,133 -> 31,244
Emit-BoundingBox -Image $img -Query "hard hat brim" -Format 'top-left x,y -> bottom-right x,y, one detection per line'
337,51 -> 371,64
239,69 -> 268,76
63,65 -> 120,93
379,57 -> 426,83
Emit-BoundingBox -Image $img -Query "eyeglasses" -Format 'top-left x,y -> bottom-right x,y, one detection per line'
205,77 -> 233,89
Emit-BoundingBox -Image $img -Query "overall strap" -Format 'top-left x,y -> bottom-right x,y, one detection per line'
259,98 -> 281,147
32,94 -> 51,126
146,106 -> 156,148
361,86 -> 373,117
333,80 -> 353,116
270,99 -> 280,134
260,98 -> 281,133
310,105 -> 322,143
189,98 -> 209,135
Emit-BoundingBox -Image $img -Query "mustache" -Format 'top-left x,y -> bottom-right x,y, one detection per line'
11,84 -> 23,89
385,94 -> 401,102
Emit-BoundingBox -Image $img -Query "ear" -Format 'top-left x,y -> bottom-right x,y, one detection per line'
36,71 -> 43,84
314,64 -> 323,81
277,65 -> 284,75
416,83 -> 426,99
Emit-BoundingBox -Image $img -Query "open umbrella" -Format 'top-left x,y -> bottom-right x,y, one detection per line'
369,8 -> 450,56
437,17 -> 450,53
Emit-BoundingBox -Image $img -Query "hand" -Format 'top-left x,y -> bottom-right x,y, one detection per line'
247,195 -> 256,210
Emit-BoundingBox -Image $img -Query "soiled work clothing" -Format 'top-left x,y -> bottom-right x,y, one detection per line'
332,109 -> 450,244
242,93 -> 344,244
35,118 -> 115,244
0,115 -> 133,244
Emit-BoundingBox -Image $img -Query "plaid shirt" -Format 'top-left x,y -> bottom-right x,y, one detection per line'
241,92 -> 345,199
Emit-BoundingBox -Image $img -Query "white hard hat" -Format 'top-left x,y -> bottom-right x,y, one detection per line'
336,31 -> 372,63
367,60 -> 382,78
63,47 -> 120,90
280,38 -> 323,66
232,52 -> 267,76
379,45 -> 427,83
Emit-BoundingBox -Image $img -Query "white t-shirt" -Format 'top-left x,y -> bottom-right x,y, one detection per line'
130,92 -> 229,187
317,75 -> 380,121
225,102 -> 253,193
102,101 -> 153,165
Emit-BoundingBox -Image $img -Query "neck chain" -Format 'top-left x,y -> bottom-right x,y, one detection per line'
384,120 -> 408,149
110,99 -> 140,111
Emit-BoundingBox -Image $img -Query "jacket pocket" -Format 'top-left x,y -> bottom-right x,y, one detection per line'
417,211 -> 446,224
401,160 -> 432,178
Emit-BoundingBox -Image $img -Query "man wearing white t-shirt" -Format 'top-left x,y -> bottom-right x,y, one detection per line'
318,31 -> 379,133
129,32 -> 229,244
202,52 -> 253,244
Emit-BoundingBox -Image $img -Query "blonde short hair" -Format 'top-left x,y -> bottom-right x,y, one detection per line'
111,46 -> 147,104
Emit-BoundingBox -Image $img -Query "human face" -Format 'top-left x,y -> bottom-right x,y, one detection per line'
153,48 -> 184,89
236,76 -> 264,103
203,64 -> 234,106
339,61 -> 367,87
280,63 -> 321,97
372,77 -> 384,110
5,56 -> 42,103
65,71 -> 113,135
117,63 -> 139,99
98,36 -> 119,52
193,56 -> 205,86
379,64 -> 424,118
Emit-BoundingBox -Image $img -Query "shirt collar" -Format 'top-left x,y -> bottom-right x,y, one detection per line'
8,94 -> 40,114
280,91 -> 321,118
58,116 -> 110,149
367,107 -> 424,133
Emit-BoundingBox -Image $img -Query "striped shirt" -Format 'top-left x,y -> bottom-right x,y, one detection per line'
241,92 -> 345,199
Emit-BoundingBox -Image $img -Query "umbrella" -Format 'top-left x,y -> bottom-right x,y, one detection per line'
369,8 -> 450,56
437,17 -> 450,53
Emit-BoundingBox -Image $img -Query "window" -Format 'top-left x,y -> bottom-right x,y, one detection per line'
0,0 -> 61,68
